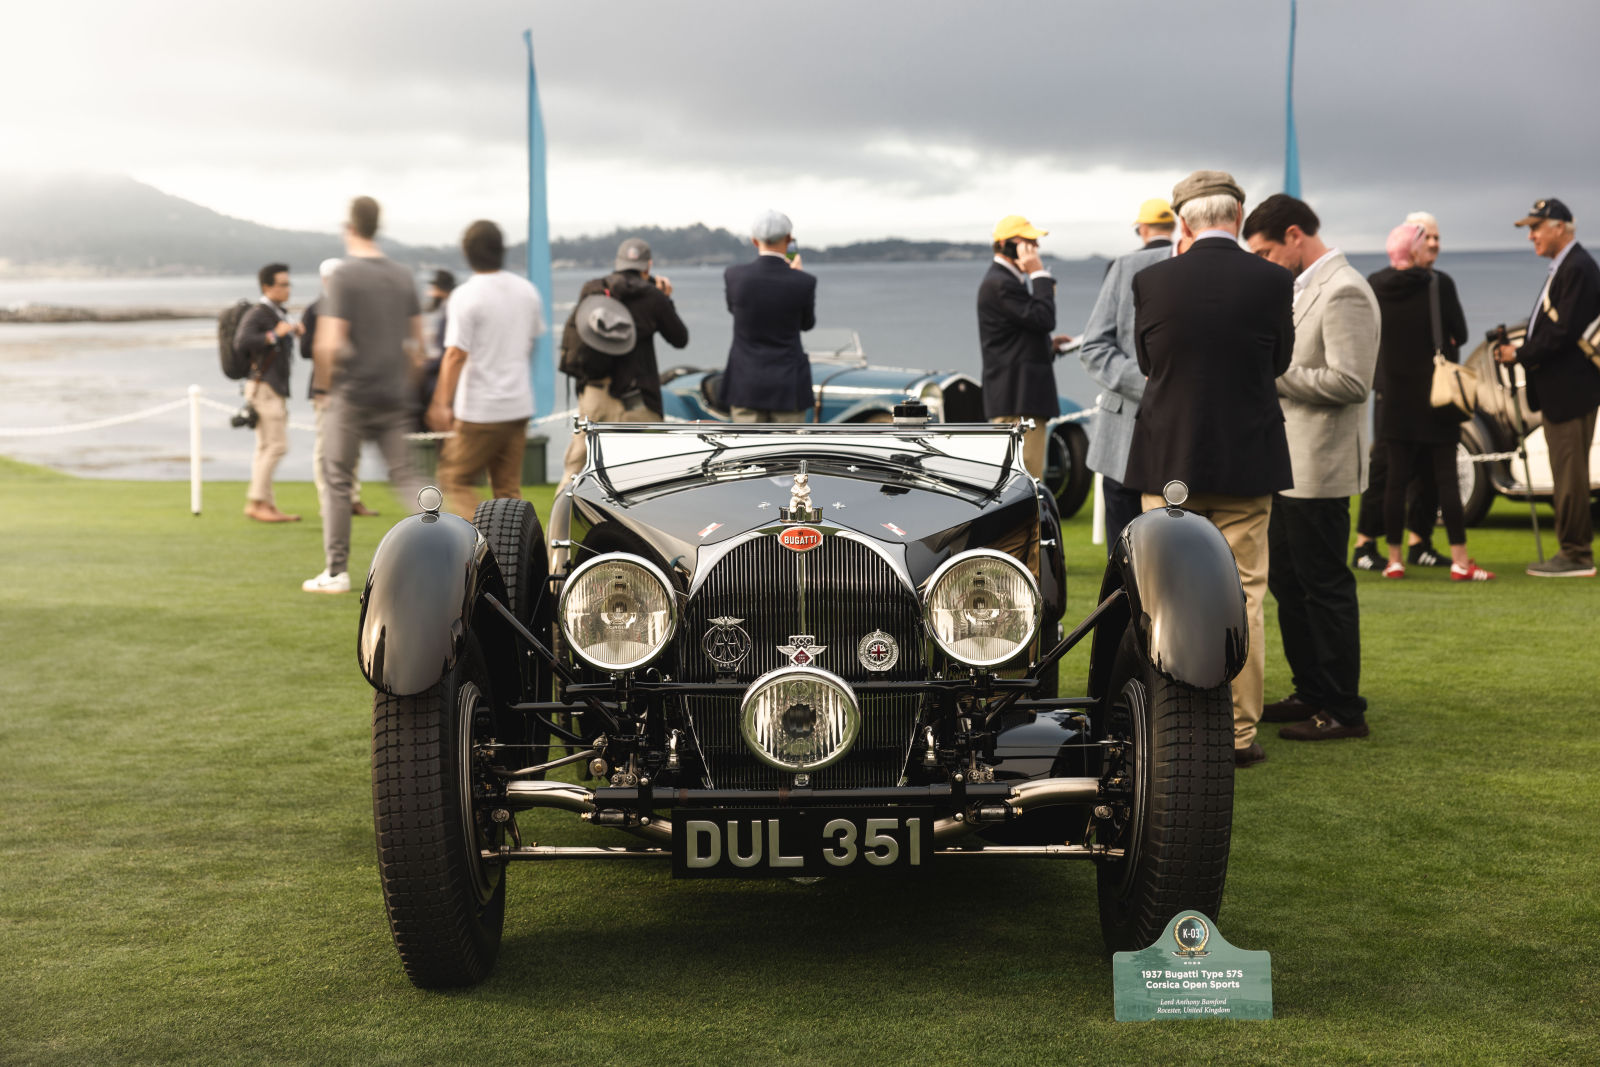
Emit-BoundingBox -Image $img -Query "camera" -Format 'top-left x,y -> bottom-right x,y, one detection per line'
230,402 -> 259,430
1486,323 -> 1510,346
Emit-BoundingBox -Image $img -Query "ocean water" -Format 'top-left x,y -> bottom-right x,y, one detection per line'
0,252 -> 1553,482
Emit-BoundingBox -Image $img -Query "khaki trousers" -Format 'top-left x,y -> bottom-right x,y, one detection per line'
311,395 -> 361,509
990,415 -> 1048,479
559,380 -> 662,492
1143,491 -> 1273,749
437,418 -> 529,519
245,380 -> 288,506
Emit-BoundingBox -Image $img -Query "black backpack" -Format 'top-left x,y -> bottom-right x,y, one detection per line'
218,299 -> 254,380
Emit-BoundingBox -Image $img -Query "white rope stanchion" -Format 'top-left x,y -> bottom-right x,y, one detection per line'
1091,472 -> 1105,546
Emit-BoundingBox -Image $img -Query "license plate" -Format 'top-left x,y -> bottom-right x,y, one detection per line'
671,808 -> 934,878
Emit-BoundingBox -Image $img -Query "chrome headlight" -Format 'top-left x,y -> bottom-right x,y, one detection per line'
740,667 -> 861,772
917,382 -> 946,422
559,553 -> 677,671
923,549 -> 1040,667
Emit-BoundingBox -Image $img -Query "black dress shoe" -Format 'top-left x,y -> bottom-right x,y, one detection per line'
1262,693 -> 1318,723
1234,742 -> 1267,768
1279,713 -> 1371,742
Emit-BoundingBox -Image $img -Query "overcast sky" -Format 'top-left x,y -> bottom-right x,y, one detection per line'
5,0 -> 1596,255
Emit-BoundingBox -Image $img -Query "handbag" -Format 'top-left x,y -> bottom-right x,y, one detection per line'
1426,273 -> 1478,415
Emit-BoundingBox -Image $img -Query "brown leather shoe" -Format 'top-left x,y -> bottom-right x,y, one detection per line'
1234,742 -> 1267,768
1279,713 -> 1370,741
351,502 -> 380,517
1262,693 -> 1318,723
245,503 -> 300,523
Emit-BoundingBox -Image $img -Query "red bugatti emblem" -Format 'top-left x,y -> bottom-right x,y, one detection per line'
778,527 -> 823,553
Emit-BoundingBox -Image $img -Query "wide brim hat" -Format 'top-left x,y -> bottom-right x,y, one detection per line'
574,293 -> 636,356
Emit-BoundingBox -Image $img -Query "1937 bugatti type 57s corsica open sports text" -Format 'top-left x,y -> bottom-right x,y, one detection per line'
357,408 -> 1248,988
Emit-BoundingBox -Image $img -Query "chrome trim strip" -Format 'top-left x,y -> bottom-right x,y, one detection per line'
482,844 -> 1120,861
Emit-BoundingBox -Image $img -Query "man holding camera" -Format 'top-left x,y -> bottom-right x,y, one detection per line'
1494,198 -> 1600,577
234,262 -> 303,523
978,215 -> 1061,479
721,210 -> 816,424
557,237 -> 689,491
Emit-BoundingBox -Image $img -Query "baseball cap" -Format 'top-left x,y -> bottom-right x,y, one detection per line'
751,209 -> 793,242
993,215 -> 1048,243
1515,198 -> 1573,227
614,237 -> 652,273
1135,198 -> 1175,226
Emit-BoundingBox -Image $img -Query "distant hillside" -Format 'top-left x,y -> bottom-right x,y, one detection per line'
0,174 -> 454,277
0,175 -> 1006,277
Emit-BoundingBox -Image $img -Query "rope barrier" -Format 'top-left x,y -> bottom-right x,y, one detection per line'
0,396 -> 190,437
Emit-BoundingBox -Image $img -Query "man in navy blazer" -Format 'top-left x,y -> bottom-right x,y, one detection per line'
720,209 -> 817,422
1494,197 -> 1600,576
1122,170 -> 1295,769
977,214 -> 1059,478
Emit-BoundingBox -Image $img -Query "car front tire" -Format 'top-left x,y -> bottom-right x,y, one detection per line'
1095,631 -> 1233,953
373,635 -> 507,988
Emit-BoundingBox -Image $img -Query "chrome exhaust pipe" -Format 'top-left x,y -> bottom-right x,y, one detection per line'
503,780 -> 671,844
933,776 -> 1100,842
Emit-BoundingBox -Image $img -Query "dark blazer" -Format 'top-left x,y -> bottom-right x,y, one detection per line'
720,255 -> 816,412
561,271 -> 690,415
234,300 -> 293,398
977,261 -> 1058,419
1368,267 -> 1469,445
1122,236 -> 1295,497
1515,241 -> 1600,424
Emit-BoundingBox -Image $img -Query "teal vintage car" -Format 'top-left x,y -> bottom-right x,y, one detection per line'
657,331 -> 1093,519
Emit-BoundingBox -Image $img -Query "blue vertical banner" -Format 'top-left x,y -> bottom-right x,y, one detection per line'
524,29 -> 555,417
1283,0 -> 1301,198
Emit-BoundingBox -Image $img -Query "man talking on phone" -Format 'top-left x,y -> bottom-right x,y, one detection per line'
977,215 -> 1059,478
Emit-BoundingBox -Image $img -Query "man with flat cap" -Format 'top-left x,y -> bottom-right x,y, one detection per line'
1494,198 -> 1600,576
978,215 -> 1061,478
720,210 -> 816,422
1122,170 -> 1296,768
1079,198 -> 1177,551
557,236 -> 689,490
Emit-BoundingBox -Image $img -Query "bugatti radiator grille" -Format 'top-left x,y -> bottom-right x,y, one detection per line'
680,534 -> 925,788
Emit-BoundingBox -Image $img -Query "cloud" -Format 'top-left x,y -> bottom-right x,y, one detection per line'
3,0 -> 1596,251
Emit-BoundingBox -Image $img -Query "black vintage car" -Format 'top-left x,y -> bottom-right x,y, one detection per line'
358,413 -> 1248,988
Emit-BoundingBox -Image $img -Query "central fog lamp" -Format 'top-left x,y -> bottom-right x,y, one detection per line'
740,667 -> 861,772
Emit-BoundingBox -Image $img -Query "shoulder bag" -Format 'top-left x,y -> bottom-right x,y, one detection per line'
1428,272 -> 1478,415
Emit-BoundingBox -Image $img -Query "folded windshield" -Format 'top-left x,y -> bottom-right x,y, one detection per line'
589,426 -> 1019,494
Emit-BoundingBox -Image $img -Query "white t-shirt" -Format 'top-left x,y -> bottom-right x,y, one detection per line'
443,271 -> 545,423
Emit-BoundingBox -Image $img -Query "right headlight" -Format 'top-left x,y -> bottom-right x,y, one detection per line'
923,549 -> 1040,667
559,553 -> 677,671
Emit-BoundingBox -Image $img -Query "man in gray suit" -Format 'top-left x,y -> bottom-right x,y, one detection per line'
1243,194 -> 1379,743
1079,198 -> 1176,551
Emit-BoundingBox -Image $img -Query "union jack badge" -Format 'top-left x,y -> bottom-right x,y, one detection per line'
857,630 -> 899,672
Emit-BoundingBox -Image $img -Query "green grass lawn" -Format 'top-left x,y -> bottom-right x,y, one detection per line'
1,456 -> 1596,1066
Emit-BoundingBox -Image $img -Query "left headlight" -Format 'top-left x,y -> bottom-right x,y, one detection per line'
559,553 -> 677,671
923,548 -> 1040,667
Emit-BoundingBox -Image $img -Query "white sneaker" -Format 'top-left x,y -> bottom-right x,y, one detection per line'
302,569 -> 351,594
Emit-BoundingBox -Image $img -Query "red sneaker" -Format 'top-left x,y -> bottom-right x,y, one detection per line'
1451,560 -> 1495,582
1382,561 -> 1405,579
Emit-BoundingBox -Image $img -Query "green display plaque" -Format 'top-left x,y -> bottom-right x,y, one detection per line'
1112,911 -> 1272,1021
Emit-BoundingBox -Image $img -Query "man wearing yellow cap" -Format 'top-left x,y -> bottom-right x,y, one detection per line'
1134,198 -> 1177,251
977,215 -> 1059,478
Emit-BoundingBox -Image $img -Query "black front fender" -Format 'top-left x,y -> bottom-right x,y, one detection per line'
1089,505 -> 1248,695
358,511 -> 504,697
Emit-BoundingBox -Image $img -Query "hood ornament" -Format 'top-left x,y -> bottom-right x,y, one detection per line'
781,461 -> 821,523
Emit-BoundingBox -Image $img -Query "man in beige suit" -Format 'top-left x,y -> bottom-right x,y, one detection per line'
1243,194 -> 1379,744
